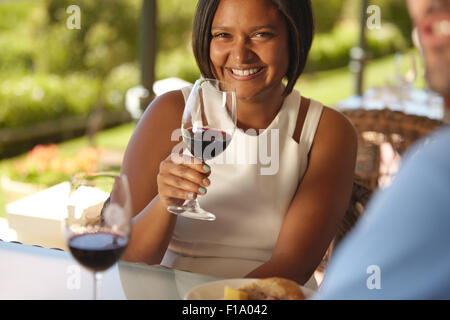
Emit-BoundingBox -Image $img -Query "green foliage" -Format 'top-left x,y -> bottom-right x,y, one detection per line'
31,0 -> 141,77
155,0 -> 199,82
157,0 -> 197,52
0,29 -> 34,75
311,0 -> 344,33
306,22 -> 408,72
0,62 -> 139,130
0,0 -> 414,133
0,1 -> 142,131
0,1 -> 39,76
370,0 -> 413,45
103,63 -> 140,111
156,49 -> 200,83
0,0 -> 38,30
0,73 -> 98,128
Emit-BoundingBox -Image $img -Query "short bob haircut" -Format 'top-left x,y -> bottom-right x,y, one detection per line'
192,0 -> 314,96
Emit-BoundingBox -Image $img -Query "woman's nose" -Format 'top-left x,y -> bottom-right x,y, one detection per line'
230,37 -> 255,64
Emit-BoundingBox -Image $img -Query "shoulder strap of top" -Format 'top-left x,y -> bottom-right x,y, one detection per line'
283,90 -> 302,138
299,99 -> 324,153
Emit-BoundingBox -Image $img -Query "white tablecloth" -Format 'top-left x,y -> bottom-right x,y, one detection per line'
0,241 -> 221,300
0,241 -> 125,299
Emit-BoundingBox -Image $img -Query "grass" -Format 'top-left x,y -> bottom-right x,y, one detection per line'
58,122 -> 136,156
0,49 -> 424,218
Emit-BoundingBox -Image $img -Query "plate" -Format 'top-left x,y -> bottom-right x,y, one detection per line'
184,278 -> 316,300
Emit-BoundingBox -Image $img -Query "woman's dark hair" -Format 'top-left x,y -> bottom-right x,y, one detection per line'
192,0 -> 314,96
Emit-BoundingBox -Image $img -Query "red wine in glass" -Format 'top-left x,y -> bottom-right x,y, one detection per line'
183,127 -> 232,161
167,78 -> 237,221
68,232 -> 128,272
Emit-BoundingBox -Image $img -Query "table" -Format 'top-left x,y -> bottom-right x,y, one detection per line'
5,182 -> 70,250
0,240 -> 221,300
336,87 -> 446,121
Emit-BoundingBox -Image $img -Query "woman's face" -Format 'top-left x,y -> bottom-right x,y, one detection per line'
209,0 -> 290,102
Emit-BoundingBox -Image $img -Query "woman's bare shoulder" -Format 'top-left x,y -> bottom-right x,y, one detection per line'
317,106 -> 358,146
137,90 -> 185,132
123,89 -> 186,167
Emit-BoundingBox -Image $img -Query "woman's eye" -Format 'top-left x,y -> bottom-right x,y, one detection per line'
212,33 -> 230,38
254,32 -> 274,38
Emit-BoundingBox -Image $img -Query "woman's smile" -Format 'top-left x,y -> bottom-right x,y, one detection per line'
227,66 -> 266,80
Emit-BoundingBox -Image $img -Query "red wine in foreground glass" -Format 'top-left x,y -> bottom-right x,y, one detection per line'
68,232 -> 128,272
183,127 -> 232,161
168,78 -> 237,221
65,172 -> 132,300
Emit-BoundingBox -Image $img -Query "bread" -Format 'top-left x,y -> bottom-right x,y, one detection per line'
227,277 -> 305,300
224,286 -> 249,300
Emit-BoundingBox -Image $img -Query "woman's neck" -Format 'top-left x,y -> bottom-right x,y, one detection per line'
236,85 -> 286,132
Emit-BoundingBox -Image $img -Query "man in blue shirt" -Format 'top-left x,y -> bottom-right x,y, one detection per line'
315,0 -> 450,299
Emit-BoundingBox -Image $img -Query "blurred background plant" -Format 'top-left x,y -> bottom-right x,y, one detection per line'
0,0 -> 414,132
9,144 -> 103,187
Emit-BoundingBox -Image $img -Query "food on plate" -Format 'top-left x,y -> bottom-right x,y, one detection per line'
224,277 -> 305,300
224,286 -> 249,300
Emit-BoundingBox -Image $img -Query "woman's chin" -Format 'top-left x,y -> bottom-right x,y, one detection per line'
235,88 -> 264,102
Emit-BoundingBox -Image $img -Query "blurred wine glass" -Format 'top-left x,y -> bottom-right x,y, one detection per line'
64,172 -> 132,300
395,52 -> 417,88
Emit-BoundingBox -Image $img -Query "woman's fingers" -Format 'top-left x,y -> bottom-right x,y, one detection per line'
161,155 -> 211,187
160,183 -> 198,201
170,153 -> 211,175
159,172 -> 207,196
157,154 -> 211,207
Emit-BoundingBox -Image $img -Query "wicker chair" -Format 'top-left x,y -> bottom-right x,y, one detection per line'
315,179 -> 373,280
341,108 -> 444,191
335,178 -> 373,247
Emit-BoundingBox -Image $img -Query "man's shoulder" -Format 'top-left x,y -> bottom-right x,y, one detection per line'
404,126 -> 450,167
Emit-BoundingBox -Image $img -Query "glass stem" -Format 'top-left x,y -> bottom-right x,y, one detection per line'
185,198 -> 201,211
93,271 -> 102,300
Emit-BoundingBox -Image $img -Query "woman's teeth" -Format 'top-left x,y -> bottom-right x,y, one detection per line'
231,68 -> 261,76
432,20 -> 450,37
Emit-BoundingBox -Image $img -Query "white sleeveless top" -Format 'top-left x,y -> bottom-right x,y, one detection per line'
161,86 -> 324,288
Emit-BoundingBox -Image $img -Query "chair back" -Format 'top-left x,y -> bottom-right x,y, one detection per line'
341,108 -> 443,191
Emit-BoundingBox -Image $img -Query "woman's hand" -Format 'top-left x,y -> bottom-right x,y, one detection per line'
157,154 -> 211,208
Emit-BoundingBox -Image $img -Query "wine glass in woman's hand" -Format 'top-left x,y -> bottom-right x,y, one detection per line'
64,172 -> 132,300
167,78 -> 237,221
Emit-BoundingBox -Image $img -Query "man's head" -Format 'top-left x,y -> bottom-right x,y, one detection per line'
407,0 -> 450,97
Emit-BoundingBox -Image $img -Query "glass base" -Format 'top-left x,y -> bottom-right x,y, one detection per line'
167,199 -> 216,221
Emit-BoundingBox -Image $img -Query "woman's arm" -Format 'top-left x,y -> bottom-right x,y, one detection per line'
246,107 -> 358,284
120,90 -> 210,264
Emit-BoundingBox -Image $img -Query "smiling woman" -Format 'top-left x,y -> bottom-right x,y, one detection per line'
120,0 -> 357,289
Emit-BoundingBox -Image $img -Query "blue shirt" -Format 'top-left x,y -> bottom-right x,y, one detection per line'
314,126 -> 450,299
